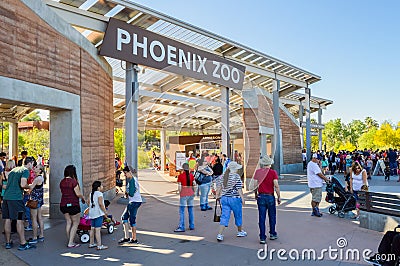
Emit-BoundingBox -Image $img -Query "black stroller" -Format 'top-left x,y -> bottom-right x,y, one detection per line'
326,176 -> 356,218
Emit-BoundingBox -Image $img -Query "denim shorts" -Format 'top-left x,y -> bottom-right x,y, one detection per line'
121,202 -> 142,227
91,216 -> 104,228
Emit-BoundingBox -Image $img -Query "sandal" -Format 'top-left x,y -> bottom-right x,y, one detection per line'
96,245 -> 108,250
67,243 -> 80,248
88,243 -> 97,248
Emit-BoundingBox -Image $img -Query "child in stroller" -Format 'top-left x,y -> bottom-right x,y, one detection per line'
77,201 -> 119,243
326,176 -> 356,218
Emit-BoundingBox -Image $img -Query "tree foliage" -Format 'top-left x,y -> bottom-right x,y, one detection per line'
321,117 -> 400,152
19,128 -> 49,159
21,111 -> 41,122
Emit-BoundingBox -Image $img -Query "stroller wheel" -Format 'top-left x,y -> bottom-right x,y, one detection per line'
80,233 -> 90,243
107,224 -> 114,234
338,211 -> 345,218
329,206 -> 336,214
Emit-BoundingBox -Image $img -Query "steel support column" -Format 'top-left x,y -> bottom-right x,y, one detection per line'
273,79 -> 281,175
299,102 -> 304,150
305,87 -> 311,161
125,62 -> 139,171
160,128 -> 167,171
318,107 -> 322,151
221,87 -> 230,158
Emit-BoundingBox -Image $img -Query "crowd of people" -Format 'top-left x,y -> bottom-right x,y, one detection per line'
303,148 -> 400,181
173,151 -> 280,244
1,153 -> 44,251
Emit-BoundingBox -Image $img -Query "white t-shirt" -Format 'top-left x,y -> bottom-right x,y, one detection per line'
128,177 -> 142,203
352,169 -> 367,191
307,161 -> 323,188
88,191 -> 105,219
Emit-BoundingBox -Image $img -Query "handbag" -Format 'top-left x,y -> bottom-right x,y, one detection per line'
213,199 -> 222,222
26,199 -> 38,209
194,171 -> 204,185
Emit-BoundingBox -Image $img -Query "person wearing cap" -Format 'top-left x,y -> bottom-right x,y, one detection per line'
307,154 -> 330,217
215,161 -> 247,242
118,166 -> 142,245
250,155 -> 280,244
174,163 -> 196,232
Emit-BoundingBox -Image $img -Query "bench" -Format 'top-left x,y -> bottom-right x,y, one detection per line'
358,191 -> 400,232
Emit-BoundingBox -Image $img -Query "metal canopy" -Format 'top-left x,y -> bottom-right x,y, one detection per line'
35,0 -> 332,132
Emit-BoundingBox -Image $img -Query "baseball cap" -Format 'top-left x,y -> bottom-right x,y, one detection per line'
312,153 -> 318,159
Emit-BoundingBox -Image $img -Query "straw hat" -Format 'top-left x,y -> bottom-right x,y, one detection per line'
228,161 -> 242,170
259,155 -> 274,166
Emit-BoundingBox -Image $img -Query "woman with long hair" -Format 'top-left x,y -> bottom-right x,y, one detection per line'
59,165 -> 85,248
174,163 -> 195,232
349,161 -> 368,220
27,164 -> 45,244
88,181 -> 108,250
215,161 -> 247,242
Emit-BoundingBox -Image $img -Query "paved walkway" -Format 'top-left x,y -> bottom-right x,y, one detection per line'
1,170 -> 399,265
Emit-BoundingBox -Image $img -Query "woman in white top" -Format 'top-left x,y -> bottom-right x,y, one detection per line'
88,181 -> 108,250
349,161 -> 368,220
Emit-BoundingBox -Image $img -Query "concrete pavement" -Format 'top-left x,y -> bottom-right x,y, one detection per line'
2,170 -> 399,265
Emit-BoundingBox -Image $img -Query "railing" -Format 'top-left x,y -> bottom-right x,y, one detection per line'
358,191 -> 400,217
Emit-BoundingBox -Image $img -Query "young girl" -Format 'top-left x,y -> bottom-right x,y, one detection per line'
88,181 -> 108,250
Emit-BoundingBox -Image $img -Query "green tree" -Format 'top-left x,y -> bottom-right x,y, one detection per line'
344,120 -> 366,147
358,128 -> 378,150
19,128 -> 49,159
21,111 -> 41,122
322,118 -> 345,151
364,117 -> 379,130
114,128 -> 125,160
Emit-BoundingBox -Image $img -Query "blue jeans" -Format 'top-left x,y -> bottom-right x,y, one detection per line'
389,161 -> 397,176
23,194 -> 32,227
178,196 -> 194,230
121,202 -> 142,227
220,196 -> 242,227
199,182 -> 211,208
257,194 -> 277,240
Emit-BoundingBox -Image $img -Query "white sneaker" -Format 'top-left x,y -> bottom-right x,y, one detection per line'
237,230 -> 247,237
216,234 -> 224,241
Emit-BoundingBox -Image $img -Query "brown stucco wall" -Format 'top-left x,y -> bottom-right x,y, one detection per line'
0,0 -> 114,196
243,95 -> 302,178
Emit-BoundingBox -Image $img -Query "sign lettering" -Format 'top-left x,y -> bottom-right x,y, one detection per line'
100,18 -> 246,90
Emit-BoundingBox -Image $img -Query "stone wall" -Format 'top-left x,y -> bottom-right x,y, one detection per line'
0,0 -> 114,197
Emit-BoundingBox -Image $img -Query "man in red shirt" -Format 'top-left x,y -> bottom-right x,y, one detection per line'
250,155 -> 281,244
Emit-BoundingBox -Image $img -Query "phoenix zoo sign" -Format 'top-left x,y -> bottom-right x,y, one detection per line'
257,237 -> 376,262
100,18 -> 246,90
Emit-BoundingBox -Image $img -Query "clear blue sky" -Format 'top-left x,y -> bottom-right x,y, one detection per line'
131,0 -> 400,125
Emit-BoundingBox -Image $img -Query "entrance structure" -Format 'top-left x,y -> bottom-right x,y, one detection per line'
1,0 -> 333,217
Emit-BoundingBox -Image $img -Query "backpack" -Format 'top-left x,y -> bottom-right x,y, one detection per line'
128,178 -> 137,197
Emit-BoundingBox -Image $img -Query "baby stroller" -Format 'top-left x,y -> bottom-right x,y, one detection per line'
326,176 -> 356,218
77,216 -> 116,243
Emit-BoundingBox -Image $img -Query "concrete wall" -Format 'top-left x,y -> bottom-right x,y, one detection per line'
0,1 -> 114,204
359,211 -> 400,232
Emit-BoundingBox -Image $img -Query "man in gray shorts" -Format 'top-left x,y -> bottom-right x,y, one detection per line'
307,154 -> 330,217
2,157 -> 36,250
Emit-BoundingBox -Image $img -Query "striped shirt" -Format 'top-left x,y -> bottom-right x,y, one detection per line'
216,173 -> 242,197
